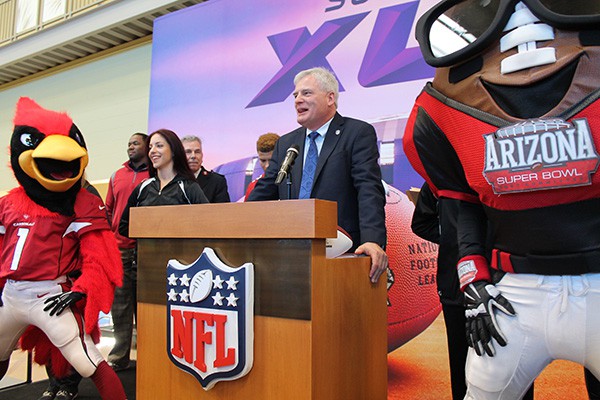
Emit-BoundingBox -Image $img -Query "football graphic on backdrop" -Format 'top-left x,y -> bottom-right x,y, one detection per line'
385,183 -> 441,352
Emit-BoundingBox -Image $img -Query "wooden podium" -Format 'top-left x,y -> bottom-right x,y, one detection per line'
130,199 -> 387,399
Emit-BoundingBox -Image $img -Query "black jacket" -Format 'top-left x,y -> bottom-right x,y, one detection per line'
119,175 -> 208,237
196,166 -> 230,203
411,182 -> 463,305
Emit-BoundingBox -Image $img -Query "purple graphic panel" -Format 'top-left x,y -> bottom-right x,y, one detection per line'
359,2 -> 435,87
149,0 -> 438,200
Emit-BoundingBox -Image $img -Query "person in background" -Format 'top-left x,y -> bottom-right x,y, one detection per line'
244,132 -> 280,200
105,133 -> 149,372
181,135 -> 230,203
411,182 -> 535,400
119,129 -> 208,238
248,67 -> 387,283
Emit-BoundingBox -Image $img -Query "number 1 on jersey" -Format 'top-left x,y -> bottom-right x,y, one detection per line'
11,227 -> 29,270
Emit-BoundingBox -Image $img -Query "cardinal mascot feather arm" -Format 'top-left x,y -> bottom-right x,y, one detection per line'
403,1 -> 600,399
0,97 -> 127,399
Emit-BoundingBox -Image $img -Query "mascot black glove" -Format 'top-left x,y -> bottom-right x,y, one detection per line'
43,291 -> 85,316
464,281 -> 515,357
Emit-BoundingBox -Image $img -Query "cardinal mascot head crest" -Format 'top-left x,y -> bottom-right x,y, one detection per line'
11,97 -> 89,215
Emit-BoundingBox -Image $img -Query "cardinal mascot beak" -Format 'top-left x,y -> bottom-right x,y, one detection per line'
18,135 -> 89,192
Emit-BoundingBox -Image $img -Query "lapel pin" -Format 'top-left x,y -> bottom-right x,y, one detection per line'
335,129 -> 340,135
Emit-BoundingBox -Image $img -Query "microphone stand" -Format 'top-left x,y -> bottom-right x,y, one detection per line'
286,172 -> 292,200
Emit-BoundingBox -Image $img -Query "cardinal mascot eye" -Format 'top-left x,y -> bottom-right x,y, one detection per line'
20,132 -> 42,148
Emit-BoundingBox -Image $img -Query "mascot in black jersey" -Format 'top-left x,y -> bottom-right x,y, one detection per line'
404,1 -> 600,399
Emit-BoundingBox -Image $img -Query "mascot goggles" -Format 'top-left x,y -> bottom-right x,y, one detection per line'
416,0 -> 600,67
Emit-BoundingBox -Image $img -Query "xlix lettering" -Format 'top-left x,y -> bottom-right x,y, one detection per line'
247,1 -> 433,108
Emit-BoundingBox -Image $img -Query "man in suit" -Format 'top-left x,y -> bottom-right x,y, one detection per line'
248,67 -> 387,283
182,135 -> 230,203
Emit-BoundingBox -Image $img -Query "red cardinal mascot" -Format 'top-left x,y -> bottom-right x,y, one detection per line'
0,97 -> 127,399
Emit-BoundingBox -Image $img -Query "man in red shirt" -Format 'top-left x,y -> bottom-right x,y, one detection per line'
105,133 -> 149,371
244,132 -> 279,201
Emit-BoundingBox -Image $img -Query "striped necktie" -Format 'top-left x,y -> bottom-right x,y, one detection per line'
298,131 -> 319,199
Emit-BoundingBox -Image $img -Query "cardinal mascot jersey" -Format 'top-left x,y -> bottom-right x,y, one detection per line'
404,1 -> 600,399
0,97 -> 127,400
0,189 -> 109,281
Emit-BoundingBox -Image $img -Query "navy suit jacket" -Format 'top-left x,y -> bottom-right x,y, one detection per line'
248,112 -> 386,249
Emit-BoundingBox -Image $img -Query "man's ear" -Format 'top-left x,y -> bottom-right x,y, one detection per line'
327,91 -> 336,106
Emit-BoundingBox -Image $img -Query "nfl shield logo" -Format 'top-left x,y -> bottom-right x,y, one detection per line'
166,247 -> 254,390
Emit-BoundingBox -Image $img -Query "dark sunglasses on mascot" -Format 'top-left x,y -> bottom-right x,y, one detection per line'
416,0 -> 600,67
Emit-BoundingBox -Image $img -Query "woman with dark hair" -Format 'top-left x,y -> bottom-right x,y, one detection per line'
147,129 -> 195,182
119,129 -> 208,238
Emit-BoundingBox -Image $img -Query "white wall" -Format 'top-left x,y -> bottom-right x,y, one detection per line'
0,43 -> 152,191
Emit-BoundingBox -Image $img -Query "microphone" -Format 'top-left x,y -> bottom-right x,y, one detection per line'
275,144 -> 300,184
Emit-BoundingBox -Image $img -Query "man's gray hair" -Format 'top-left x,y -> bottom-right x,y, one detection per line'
294,67 -> 339,107
181,135 -> 202,145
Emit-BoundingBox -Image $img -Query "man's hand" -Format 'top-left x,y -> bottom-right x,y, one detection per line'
43,291 -> 85,316
464,281 -> 515,357
355,242 -> 388,283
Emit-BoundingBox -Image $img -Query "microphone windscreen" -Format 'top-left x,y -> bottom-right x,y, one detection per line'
274,145 -> 300,184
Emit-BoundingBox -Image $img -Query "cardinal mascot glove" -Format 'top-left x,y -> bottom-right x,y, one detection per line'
43,291 -> 85,317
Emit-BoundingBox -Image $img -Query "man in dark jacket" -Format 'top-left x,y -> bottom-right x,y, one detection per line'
248,67 -> 387,283
181,135 -> 230,203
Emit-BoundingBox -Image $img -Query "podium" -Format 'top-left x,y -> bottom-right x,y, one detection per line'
130,199 -> 387,399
